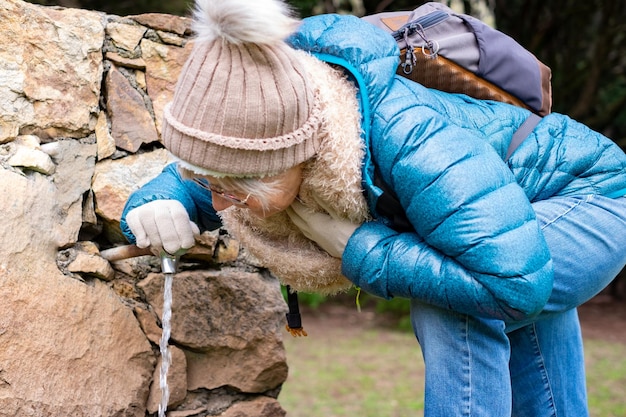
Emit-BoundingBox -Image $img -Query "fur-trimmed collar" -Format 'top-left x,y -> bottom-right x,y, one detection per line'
219,51 -> 370,294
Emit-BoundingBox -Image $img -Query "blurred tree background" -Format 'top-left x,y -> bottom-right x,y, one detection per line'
29,0 -> 626,145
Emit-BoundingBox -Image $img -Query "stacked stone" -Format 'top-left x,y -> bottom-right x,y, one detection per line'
0,1 -> 288,416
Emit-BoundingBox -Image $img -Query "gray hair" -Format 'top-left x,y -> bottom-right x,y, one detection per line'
178,164 -> 289,213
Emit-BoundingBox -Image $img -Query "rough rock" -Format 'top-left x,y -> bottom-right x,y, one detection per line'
0,140 -> 95,260
105,64 -> 159,152
141,38 -> 193,133
0,0 -> 104,141
43,138 -> 98,249
0,168 -> 135,412
0,274 -> 154,417
217,397 -> 287,417
105,51 -> 147,70
139,269 -> 287,351
106,21 -> 147,52
139,269 -> 289,393
185,340 -> 289,394
0,156 -> 155,415
2,135 -> 56,174
134,306 -> 163,344
129,13 -> 192,36
95,111 -> 117,160
66,245 -> 116,281
146,345 -> 188,413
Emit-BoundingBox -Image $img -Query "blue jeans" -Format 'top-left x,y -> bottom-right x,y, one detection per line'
410,195 -> 626,417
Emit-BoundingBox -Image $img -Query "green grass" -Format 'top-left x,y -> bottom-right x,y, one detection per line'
586,339 -> 626,417
280,320 -> 626,417
281,327 -> 424,417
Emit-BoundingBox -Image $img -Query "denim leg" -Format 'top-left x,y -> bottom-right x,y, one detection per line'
509,309 -> 588,417
505,195 -> 626,332
506,195 -> 626,416
411,299 -> 512,417
532,195 -> 626,314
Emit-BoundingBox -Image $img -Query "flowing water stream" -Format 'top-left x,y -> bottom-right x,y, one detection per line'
158,256 -> 177,417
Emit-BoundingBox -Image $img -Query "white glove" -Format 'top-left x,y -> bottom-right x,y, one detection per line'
125,199 -> 199,256
286,200 -> 360,258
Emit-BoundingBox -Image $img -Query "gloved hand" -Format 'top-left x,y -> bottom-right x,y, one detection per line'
286,199 -> 360,258
125,199 -> 199,256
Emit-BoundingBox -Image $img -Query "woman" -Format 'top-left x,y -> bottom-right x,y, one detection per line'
121,0 -> 626,415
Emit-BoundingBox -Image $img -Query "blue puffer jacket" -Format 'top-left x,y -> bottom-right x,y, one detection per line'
288,15 -> 626,320
122,14 -> 626,322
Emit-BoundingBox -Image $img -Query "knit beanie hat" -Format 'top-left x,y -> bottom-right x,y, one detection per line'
162,0 -> 322,177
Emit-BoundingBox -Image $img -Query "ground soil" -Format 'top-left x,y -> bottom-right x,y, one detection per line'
298,289 -> 626,345
578,293 -> 626,344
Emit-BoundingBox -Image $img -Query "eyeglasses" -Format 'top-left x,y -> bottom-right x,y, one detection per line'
192,178 -> 251,206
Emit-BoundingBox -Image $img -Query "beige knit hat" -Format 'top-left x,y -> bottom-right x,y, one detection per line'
162,0 -> 322,177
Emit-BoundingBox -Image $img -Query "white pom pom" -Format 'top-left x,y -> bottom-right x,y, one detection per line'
192,0 -> 300,45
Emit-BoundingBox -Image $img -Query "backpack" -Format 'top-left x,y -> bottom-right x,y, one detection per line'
361,2 -> 552,116
361,2 -> 551,232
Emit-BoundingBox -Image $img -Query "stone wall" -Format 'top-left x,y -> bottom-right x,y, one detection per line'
0,1 -> 289,416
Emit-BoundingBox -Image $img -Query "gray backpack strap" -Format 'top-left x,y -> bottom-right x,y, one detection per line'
506,113 -> 541,162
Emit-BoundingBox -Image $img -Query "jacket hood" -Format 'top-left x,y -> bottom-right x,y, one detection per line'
287,14 -> 400,111
287,14 -> 402,209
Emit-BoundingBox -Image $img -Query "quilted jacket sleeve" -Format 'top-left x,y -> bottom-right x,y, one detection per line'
120,163 -> 221,244
342,85 -> 554,322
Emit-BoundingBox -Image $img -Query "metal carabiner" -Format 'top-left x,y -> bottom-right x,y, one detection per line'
421,39 -> 440,59
401,28 -> 417,75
